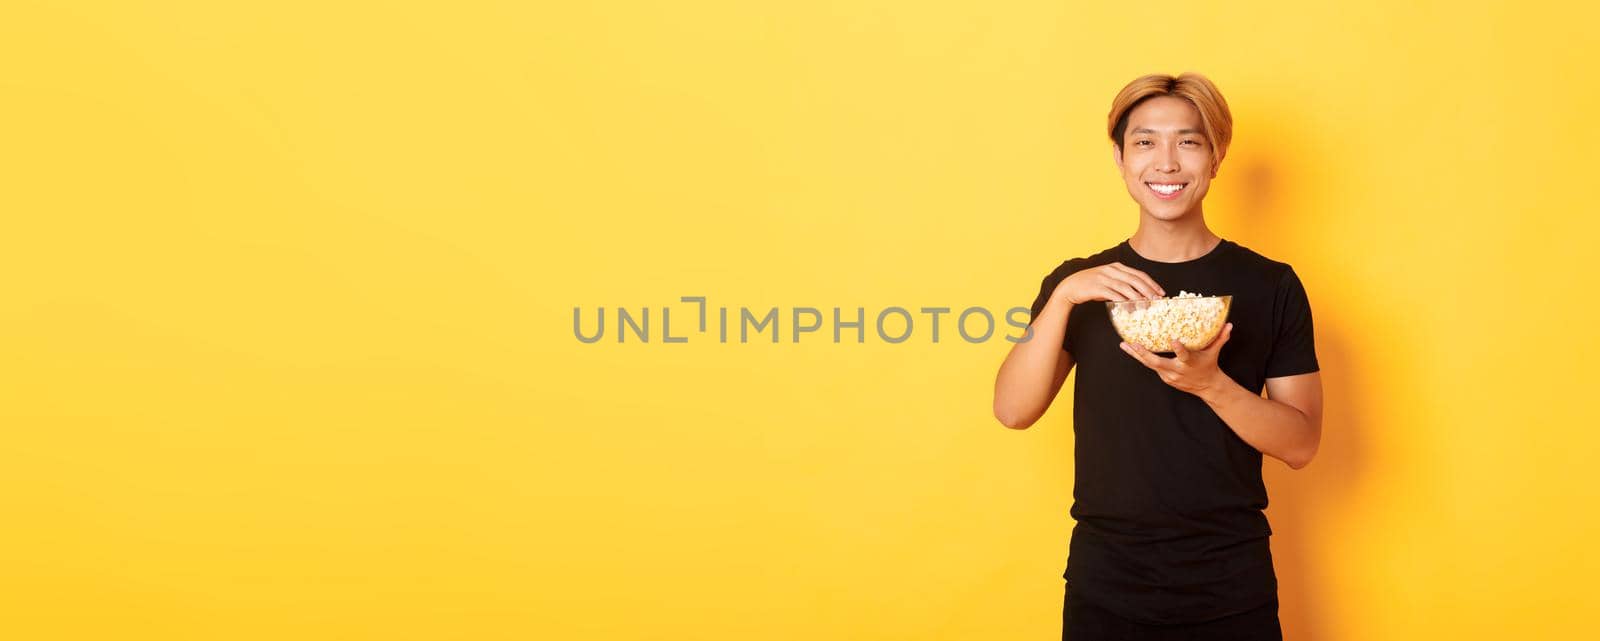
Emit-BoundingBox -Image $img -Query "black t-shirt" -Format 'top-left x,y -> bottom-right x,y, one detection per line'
1027,237 -> 1319,625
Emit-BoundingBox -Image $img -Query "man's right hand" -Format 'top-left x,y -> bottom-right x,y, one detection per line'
1054,262 -> 1165,304
998,261 -> 1161,428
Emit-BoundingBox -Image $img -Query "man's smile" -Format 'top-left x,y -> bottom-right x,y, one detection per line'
1145,181 -> 1189,199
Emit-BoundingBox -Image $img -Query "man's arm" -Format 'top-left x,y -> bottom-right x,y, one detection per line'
992,293 -> 1076,430
999,261 -> 1166,429
1198,371 -> 1323,469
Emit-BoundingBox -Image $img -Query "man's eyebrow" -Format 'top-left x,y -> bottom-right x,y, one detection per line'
1130,127 -> 1205,135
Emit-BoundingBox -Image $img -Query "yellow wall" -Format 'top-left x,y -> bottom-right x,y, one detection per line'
3,2 -> 1597,639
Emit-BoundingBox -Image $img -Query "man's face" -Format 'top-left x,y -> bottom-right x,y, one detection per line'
1114,96 -> 1219,221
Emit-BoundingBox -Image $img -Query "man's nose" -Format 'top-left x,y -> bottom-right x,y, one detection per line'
1156,144 -> 1180,172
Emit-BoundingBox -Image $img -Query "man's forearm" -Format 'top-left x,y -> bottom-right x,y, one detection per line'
992,293 -> 1073,429
1197,376 -> 1317,469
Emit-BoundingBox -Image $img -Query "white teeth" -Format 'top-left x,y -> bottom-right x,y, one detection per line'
1146,182 -> 1186,195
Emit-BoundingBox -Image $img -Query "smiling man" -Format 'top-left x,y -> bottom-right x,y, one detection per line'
991,72 -> 1323,640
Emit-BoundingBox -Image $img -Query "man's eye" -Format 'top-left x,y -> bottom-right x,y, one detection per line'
1181,140 -> 1200,146
1135,140 -> 1152,146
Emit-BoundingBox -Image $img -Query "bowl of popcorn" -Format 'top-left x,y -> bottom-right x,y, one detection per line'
1106,292 -> 1232,352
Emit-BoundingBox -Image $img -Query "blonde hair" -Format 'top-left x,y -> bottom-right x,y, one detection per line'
1108,72 -> 1233,169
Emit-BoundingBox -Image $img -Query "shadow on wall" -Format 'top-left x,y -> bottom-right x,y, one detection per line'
1222,104 -> 1375,641
1263,325 -> 1369,641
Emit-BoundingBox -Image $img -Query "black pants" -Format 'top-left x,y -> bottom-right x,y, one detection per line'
1062,583 -> 1283,641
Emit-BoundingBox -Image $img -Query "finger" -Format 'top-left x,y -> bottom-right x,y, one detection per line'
1102,265 -> 1159,299
1100,277 -> 1141,301
1207,322 -> 1233,351
1170,337 -> 1190,362
1120,340 -> 1168,370
1118,340 -> 1149,366
1108,262 -> 1164,297
1108,263 -> 1166,298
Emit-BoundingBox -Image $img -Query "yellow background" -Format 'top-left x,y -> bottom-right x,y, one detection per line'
3,1 -> 1598,639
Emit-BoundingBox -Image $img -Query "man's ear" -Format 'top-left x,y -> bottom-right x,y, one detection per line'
1209,152 -> 1225,179
1112,144 -> 1123,171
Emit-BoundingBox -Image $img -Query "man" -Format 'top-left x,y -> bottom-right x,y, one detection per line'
991,72 -> 1323,641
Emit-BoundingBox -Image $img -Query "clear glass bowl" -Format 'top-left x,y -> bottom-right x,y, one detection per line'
1105,295 -> 1232,353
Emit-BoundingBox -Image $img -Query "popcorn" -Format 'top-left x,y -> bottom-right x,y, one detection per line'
1106,291 -> 1231,352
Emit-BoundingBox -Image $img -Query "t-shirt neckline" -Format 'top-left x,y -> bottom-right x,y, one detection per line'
1119,237 -> 1231,267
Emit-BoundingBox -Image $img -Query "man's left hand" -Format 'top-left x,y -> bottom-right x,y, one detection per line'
1120,323 -> 1234,396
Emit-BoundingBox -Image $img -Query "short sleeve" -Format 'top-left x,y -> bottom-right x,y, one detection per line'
1028,259 -> 1081,353
1264,266 -> 1320,378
